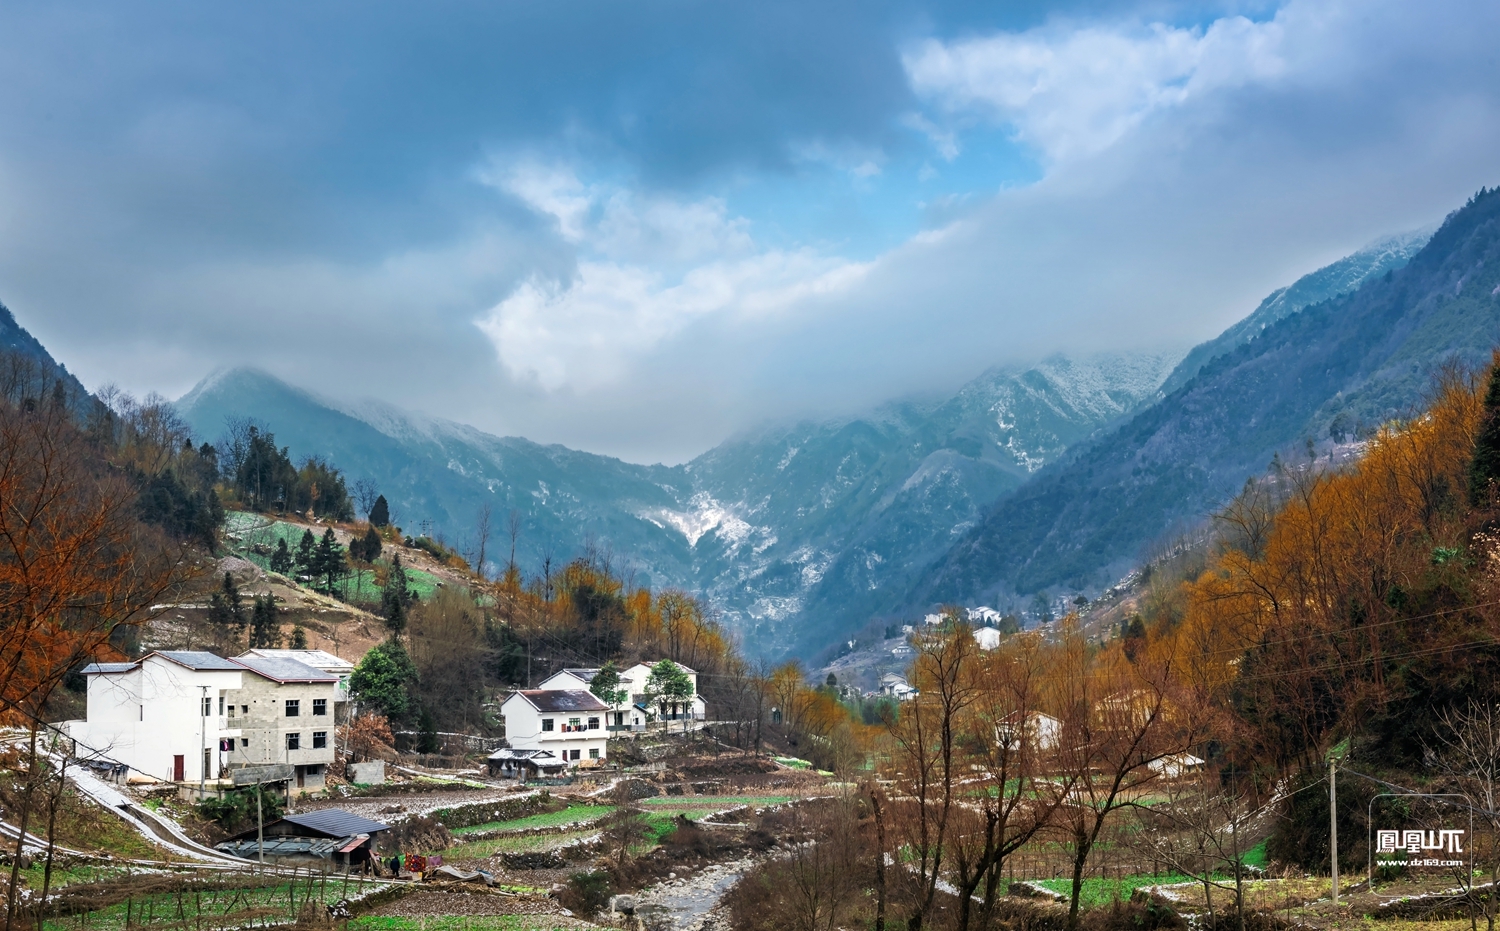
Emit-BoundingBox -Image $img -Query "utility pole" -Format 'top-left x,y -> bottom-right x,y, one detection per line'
256,785 -> 265,865
1329,756 -> 1339,905
200,685 -> 209,796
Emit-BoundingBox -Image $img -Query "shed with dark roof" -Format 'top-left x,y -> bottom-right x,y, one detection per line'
219,807 -> 388,869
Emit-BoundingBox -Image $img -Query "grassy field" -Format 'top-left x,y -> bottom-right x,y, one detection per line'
1034,874 -> 1196,907
437,827 -> 604,861
223,511 -> 443,600
39,874 -> 385,930
638,795 -> 792,809
453,805 -> 613,836
352,918 -> 580,931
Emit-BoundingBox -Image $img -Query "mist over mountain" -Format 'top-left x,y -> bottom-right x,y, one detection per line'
915,190 -> 1500,610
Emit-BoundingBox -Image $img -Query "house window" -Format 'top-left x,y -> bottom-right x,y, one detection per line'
589,748 -> 600,759
240,738 -> 248,748
202,696 -> 212,717
285,699 -> 300,717
242,705 -> 249,714
570,749 -> 580,761
541,719 -> 554,732
313,698 -> 327,716
567,717 -> 581,732
139,705 -> 144,721
587,717 -> 600,730
287,733 -> 300,751
218,696 -> 225,714
227,704 -> 236,717
312,731 -> 327,749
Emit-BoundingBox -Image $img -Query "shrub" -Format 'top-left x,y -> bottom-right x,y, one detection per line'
197,788 -> 284,834
560,870 -> 612,917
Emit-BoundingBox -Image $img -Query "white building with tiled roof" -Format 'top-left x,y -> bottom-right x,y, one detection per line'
500,689 -> 609,766
67,651 -> 245,786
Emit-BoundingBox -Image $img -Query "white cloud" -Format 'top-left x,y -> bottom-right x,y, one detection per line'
475,160 -> 868,391
904,15 -> 1286,163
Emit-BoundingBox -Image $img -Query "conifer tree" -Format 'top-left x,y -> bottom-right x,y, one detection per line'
249,594 -> 280,648
369,495 -> 390,528
381,553 -> 411,635
313,528 -> 346,595
269,537 -> 293,575
290,624 -> 308,649
293,528 -> 316,580
1471,362 -> 1500,505
206,572 -> 247,639
360,527 -> 382,563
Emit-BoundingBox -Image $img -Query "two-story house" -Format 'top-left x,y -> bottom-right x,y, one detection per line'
620,661 -> 706,724
67,651 -> 244,789
500,689 -> 609,766
226,653 -> 339,792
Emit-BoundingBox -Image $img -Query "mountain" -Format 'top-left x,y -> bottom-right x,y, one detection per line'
175,352 -> 1180,656
1155,228 -> 1432,398
915,189 -> 1500,609
0,301 -> 89,404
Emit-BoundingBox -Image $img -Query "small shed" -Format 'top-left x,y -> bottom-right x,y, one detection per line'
217,808 -> 388,869
486,747 -> 567,782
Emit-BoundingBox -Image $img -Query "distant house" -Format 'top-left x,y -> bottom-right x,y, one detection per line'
972,627 -> 1004,651
997,711 -> 1062,751
67,651 -> 245,788
500,690 -> 609,767
878,673 -> 916,701
1148,753 -> 1206,779
486,747 -> 568,781
227,653 -> 340,793
537,668 -> 600,692
241,649 -> 355,710
217,808 -> 387,869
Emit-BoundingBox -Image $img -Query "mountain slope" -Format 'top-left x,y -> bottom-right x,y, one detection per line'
176,352 -> 1178,656
916,188 -> 1500,607
0,301 -> 89,403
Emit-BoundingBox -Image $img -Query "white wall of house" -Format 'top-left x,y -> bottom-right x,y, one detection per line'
500,693 -> 609,766
620,662 -> 707,723
537,671 -> 594,691
71,655 -> 243,784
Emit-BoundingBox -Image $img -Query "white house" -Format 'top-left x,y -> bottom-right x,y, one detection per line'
973,627 -> 1004,651
241,649 -> 355,711
878,673 -> 917,701
620,661 -> 706,725
227,653 -> 340,792
997,711 -> 1062,751
1148,752 -> 1206,778
500,690 -> 610,766
537,668 -> 599,692
68,651 -> 244,787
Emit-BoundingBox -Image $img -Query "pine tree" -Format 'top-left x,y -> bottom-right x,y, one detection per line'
369,495 -> 390,528
381,554 -> 410,635
293,529 -> 316,580
360,527 -> 382,563
313,528 -> 346,595
1471,362 -> 1500,505
206,572 -> 247,639
249,594 -> 280,648
290,624 -> 308,649
269,538 -> 293,575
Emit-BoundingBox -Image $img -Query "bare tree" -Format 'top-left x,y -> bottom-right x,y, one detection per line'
1432,700 -> 1500,931
473,502 -> 493,580
352,478 -> 381,519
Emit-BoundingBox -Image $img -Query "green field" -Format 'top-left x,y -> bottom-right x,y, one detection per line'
223,511 -> 442,601
1033,874 -> 1195,907
40,875 -> 385,930
454,805 -> 613,836
352,918 -> 576,931
438,826 -> 603,861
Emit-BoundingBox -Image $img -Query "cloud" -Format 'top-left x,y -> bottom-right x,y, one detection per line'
905,15 -> 1287,163
476,160 -> 868,391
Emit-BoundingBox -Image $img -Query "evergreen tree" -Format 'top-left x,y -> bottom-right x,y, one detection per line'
349,637 -> 419,722
206,572 -> 247,639
589,660 -> 628,707
312,528 -> 347,595
381,553 -> 411,635
290,624 -> 308,649
249,594 -> 280,648
269,537 -> 293,575
293,528 -> 316,579
417,708 -> 440,754
360,527 -> 382,563
1471,363 -> 1500,505
369,495 -> 390,528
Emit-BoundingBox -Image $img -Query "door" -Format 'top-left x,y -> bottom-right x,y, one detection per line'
296,766 -> 305,788
172,755 -> 185,781
203,749 -> 212,781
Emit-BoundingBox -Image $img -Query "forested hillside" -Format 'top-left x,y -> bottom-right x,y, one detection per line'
917,188 -> 1500,606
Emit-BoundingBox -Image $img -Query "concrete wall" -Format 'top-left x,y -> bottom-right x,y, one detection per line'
225,674 -> 337,792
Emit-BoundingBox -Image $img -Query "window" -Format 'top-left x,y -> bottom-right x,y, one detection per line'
218,696 -> 225,714
227,703 -> 236,717
313,698 -> 327,716
567,717 -> 582,732
287,733 -> 300,751
240,738 -> 248,748
570,749 -> 580,761
588,748 -> 600,759
312,731 -> 327,749
541,719 -> 554,732
139,705 -> 144,722
202,696 -> 212,717
242,705 -> 249,714
285,699 -> 300,717
587,717 -> 600,730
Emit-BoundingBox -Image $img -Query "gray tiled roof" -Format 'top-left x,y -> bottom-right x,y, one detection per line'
243,648 -> 355,671
232,654 -> 338,683
514,689 -> 609,713
279,809 -> 389,837
153,651 -> 242,671
81,662 -> 136,675
561,668 -> 600,683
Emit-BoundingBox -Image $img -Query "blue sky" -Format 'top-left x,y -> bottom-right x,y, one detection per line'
2,0 -> 1497,462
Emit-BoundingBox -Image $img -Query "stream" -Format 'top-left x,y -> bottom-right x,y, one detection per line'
634,856 -> 758,931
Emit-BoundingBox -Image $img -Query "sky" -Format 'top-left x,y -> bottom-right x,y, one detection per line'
2,0 -> 1498,464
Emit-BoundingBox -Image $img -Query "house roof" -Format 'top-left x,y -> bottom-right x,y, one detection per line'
151,651 -> 243,671
488,747 -> 560,761
81,662 -> 136,675
279,809 -> 389,837
559,668 -> 600,683
232,654 -> 338,684
509,689 -> 609,713
626,660 -> 696,675
243,648 -> 355,671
